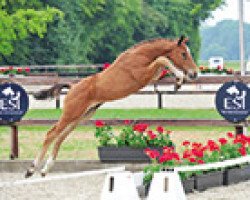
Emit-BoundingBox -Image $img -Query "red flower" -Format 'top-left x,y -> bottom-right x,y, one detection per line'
207,139 -> 216,146
25,67 -> 30,73
197,160 -> 205,164
209,145 -> 220,152
207,140 -> 220,151
0,68 -> 7,72
192,142 -> 202,149
160,69 -> 170,78
17,68 -> 23,73
201,146 -> 208,151
156,126 -> 164,133
95,120 -> 105,127
9,66 -> 13,70
189,158 -> 196,163
233,135 -> 247,146
218,138 -> 228,145
217,65 -> 222,71
144,148 -> 159,159
103,63 -> 111,70
238,147 -> 247,156
182,140 -> 190,146
172,152 -> 180,161
159,152 -> 180,163
191,148 -> 204,158
227,132 -> 234,138
124,120 -> 131,125
147,130 -> 157,140
133,123 -> 148,133
163,146 -> 174,153
182,150 -> 192,159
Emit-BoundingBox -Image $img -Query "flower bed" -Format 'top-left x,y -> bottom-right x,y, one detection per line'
0,66 -> 31,77
143,132 -> 250,193
199,65 -> 234,75
95,120 -> 174,161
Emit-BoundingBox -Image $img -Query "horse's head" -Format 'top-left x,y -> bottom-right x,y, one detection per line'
167,36 -> 198,80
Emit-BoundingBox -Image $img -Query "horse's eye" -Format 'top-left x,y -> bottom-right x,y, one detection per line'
181,52 -> 187,60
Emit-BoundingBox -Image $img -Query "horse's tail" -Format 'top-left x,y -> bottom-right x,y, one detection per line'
33,83 -> 71,100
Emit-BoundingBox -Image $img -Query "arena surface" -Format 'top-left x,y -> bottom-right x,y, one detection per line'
0,172 -> 249,200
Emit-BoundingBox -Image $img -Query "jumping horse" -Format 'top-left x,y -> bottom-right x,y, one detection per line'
25,36 -> 198,178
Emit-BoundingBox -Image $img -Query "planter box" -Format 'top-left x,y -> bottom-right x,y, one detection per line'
182,177 -> 195,193
137,184 -> 150,198
98,146 -> 163,162
224,164 -> 250,185
194,171 -> 224,191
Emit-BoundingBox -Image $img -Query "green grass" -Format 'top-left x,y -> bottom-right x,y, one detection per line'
24,108 -> 222,120
1,108 -> 247,159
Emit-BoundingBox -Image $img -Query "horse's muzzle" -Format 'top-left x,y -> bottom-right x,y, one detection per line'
188,71 -> 198,80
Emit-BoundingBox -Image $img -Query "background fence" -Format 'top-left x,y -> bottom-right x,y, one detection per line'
0,66 -> 249,160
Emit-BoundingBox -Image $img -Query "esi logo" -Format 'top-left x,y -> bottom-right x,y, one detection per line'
215,81 -> 249,123
0,83 -> 29,123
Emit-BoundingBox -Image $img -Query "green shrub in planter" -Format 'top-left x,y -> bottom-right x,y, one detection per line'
95,120 -> 174,162
95,120 -> 174,148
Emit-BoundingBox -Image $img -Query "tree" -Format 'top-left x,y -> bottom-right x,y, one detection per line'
0,0 -> 225,65
0,0 -> 61,61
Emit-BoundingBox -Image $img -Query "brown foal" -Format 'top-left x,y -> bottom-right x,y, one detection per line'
25,36 -> 198,178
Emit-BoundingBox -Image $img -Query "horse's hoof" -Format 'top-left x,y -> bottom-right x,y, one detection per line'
174,84 -> 181,92
41,172 -> 46,177
25,169 -> 34,178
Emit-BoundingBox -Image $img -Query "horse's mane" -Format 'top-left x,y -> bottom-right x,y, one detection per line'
128,38 -> 176,50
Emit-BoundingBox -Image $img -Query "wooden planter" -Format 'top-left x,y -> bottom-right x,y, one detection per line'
194,171 -> 224,191
224,164 -> 250,185
98,146 -> 163,162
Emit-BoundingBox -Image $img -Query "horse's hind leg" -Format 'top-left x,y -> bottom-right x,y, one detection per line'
25,116 -> 78,178
40,103 -> 101,176
25,124 -> 59,178
40,120 -> 79,176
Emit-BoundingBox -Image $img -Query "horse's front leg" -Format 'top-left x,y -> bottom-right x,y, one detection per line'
148,57 -> 185,90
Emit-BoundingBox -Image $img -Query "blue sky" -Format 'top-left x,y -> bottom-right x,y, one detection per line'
204,0 -> 250,26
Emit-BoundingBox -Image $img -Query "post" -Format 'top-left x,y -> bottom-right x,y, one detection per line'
10,125 -> 19,159
157,92 -> 163,109
239,0 -> 245,75
235,122 -> 248,136
56,95 -> 60,109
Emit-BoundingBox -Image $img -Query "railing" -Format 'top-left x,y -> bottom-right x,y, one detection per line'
1,75 -> 250,109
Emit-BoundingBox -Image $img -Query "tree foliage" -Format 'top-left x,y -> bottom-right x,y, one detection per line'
0,0 -> 61,58
0,0 -> 224,65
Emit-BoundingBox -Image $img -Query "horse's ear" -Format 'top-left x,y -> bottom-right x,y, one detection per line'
177,35 -> 186,46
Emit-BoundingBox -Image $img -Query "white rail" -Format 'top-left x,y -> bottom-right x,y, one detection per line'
0,166 -> 125,188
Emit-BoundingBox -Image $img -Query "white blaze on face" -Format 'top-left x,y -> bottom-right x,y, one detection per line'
186,46 -> 191,55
